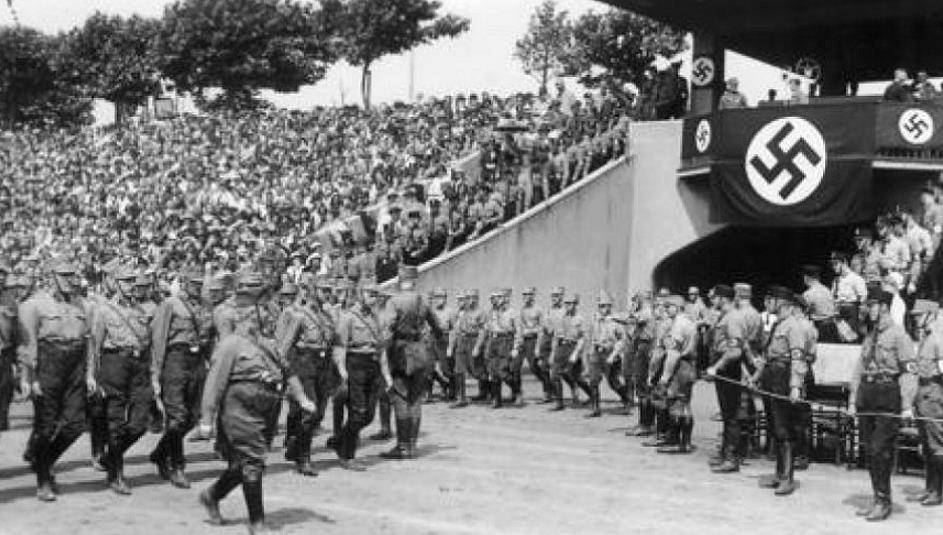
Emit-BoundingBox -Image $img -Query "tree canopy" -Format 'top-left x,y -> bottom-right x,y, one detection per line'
514,0 -> 573,98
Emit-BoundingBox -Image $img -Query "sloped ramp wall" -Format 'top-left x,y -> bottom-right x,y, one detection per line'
407,156 -> 635,307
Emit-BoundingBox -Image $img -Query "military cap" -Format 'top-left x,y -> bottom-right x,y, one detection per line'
399,265 -> 418,281
563,292 -> 580,304
522,286 -> 536,295
767,285 -> 795,303
801,264 -> 821,278
911,299 -> 940,315
866,288 -> 893,307
50,260 -> 77,276
733,283 -> 752,298
114,267 -> 137,281
550,286 -> 565,296
664,295 -> 684,308
280,283 -> 299,295
597,290 -> 613,306
433,287 -> 447,297
712,284 -> 735,299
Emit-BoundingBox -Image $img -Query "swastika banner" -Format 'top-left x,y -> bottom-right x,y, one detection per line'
708,105 -> 875,226
876,103 -> 943,148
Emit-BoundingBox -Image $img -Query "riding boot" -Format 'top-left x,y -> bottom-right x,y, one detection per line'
32,435 -> 55,501
679,416 -> 694,453
774,442 -> 797,495
585,386 -> 601,418
242,476 -> 266,529
549,379 -> 565,411
108,443 -> 131,495
922,455 -> 943,506
865,492 -> 892,522
491,380 -> 503,409
381,419 -> 412,459
450,374 -> 468,408
471,380 -> 489,402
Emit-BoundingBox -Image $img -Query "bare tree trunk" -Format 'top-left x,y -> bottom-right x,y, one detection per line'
361,62 -> 372,109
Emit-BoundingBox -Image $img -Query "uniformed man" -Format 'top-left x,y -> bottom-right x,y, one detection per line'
627,292 -> 658,436
149,269 -> 214,488
802,265 -> 839,343
733,283 -> 764,459
0,271 -> 20,431
18,260 -> 90,501
849,288 -> 918,521
908,299 -> 943,507
86,265 -> 116,470
548,293 -> 588,411
197,272 -> 318,534
86,268 -> 154,495
584,290 -> 629,417
704,284 -> 744,472
429,287 -> 456,401
519,287 -> 552,403
641,298 -> 674,447
331,277 -> 390,469
793,296 -> 818,471
749,286 -> 807,495
444,291 -> 469,406
475,289 -> 521,409
370,287 -> 396,440
538,287 -> 581,405
381,266 -> 442,459
448,289 -> 488,407
277,278 -> 335,476
654,295 -> 698,454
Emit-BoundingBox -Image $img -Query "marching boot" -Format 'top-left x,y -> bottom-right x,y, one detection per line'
584,386 -> 601,418
150,434 -> 173,479
774,442 -> 797,496
865,494 -> 892,522
549,380 -> 565,411
295,456 -> 318,477
450,375 -> 469,408
31,436 -> 56,502
616,385 -> 631,414
491,380 -> 503,409
759,441 -> 785,489
409,415 -> 421,458
628,400 -> 654,436
243,477 -> 270,533
679,416 -> 695,453
922,455 -> 943,506
169,433 -> 191,489
199,488 -> 225,525
381,419 -> 412,460
107,448 -> 131,495
576,378 -> 593,405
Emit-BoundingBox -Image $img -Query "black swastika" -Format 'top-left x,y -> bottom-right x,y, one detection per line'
693,61 -> 713,83
748,122 -> 822,200
904,113 -> 930,139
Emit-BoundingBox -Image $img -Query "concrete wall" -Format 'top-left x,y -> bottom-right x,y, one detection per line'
393,120 -> 723,309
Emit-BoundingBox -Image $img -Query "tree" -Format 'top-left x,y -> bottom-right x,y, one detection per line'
157,0 -> 339,109
0,25 -> 91,128
566,9 -> 685,89
334,0 -> 469,109
59,13 -> 162,124
514,0 -> 573,98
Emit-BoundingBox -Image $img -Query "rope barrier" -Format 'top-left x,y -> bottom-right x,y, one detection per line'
708,373 -> 943,424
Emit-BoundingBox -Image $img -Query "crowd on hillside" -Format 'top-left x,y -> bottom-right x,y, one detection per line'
0,83 -> 636,291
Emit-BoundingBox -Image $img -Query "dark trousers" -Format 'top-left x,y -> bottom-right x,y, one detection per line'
390,371 -> 429,447
339,353 -> 379,460
857,382 -> 902,502
529,338 -> 553,398
30,341 -> 86,485
99,349 -> 152,477
716,373 -> 742,458
285,348 -> 335,459
0,347 -> 15,429
154,347 -> 205,469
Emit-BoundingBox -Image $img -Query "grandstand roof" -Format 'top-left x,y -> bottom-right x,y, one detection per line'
604,0 -> 943,83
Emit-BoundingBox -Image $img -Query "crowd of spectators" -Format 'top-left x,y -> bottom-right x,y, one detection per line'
0,83 -> 634,292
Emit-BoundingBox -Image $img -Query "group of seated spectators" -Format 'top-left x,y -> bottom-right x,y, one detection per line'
0,83 -> 634,292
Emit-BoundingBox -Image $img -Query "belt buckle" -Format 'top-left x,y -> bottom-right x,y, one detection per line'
189,345 -> 201,354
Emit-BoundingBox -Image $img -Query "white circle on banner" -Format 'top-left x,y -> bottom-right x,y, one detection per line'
695,119 -> 711,153
898,109 -> 934,145
744,117 -> 827,206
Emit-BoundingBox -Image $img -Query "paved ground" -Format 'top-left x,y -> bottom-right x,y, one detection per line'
0,380 -> 937,535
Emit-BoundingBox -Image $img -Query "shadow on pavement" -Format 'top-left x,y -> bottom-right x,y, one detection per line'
841,493 -> 906,514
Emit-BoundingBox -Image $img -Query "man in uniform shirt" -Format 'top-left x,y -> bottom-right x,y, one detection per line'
0,271 -> 20,431
548,293 -> 592,411
802,265 -> 839,343
448,289 -> 488,406
849,289 -> 918,521
150,270 -> 214,488
87,267 -> 153,495
831,252 -> 867,341
642,298 -> 675,447
277,278 -> 335,476
519,287 -> 552,403
750,287 -> 808,496
380,266 -> 441,459
332,277 -> 391,469
654,295 -> 698,454
539,286 -> 584,406
705,285 -> 744,472
19,260 -> 91,501
626,292 -> 658,435
429,288 -> 456,401
908,299 -> 943,507
587,290 -> 629,417
370,287 -> 396,440
475,289 -> 522,409
197,271 -> 317,534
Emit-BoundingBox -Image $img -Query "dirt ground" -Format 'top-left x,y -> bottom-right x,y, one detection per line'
0,380 -> 937,535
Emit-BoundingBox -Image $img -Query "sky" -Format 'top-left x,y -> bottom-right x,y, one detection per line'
2,0 -> 840,114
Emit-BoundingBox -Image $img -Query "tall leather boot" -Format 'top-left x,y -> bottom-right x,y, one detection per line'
679,416 -> 695,453
243,476 -> 268,533
381,419 -> 412,459
774,442 -> 797,495
585,386 -> 601,418
169,431 -> 191,488
150,433 -> 173,479
865,492 -> 892,522
327,399 -> 345,449
409,415 -> 421,458
107,440 -> 131,495
32,435 -> 55,502
451,374 -> 468,408
549,379 -> 565,411
759,439 -> 785,489
922,455 -> 943,506
576,378 -> 593,404
491,380 -> 503,409
471,380 -> 489,402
